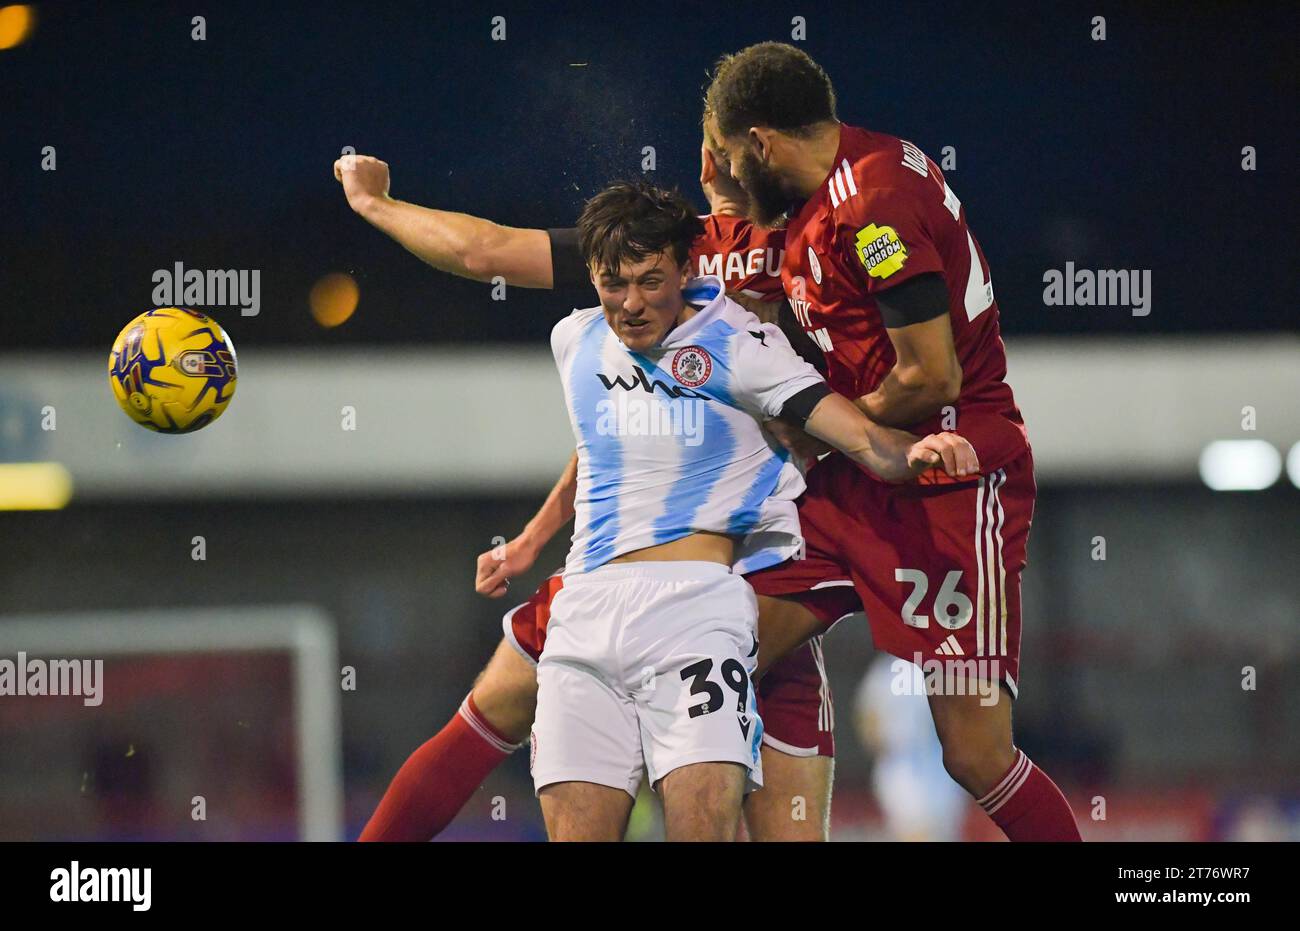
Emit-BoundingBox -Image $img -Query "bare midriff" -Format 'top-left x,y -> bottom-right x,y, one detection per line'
609,531 -> 736,567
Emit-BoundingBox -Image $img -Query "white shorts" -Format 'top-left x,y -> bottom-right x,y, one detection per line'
531,561 -> 764,798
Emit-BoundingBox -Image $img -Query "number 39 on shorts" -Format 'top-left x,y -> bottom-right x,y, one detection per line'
679,658 -> 750,717
894,568 -> 973,630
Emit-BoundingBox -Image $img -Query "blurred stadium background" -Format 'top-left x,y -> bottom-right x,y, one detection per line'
1,2 -> 1296,841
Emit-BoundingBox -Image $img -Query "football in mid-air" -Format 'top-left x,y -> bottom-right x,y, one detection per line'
108,308 -> 238,433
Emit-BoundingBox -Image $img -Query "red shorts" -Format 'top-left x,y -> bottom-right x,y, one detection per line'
501,571 -> 853,757
501,571 -> 565,664
747,451 -> 1035,697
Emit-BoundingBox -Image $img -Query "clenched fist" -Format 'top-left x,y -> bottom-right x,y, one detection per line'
333,153 -> 391,216
474,536 -> 541,599
905,431 -> 979,479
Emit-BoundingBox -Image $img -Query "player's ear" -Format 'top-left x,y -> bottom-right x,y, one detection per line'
748,126 -> 773,162
700,143 -> 717,187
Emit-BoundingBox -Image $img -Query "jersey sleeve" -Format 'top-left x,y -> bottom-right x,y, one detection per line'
550,308 -> 593,371
874,271 -> 949,327
547,227 -> 589,289
836,184 -> 944,297
730,319 -> 829,421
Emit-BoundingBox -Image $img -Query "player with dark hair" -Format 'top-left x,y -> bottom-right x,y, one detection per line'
524,177 -> 974,839
703,41 -> 1080,841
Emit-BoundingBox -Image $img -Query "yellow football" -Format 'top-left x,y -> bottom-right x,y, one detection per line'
108,308 -> 238,433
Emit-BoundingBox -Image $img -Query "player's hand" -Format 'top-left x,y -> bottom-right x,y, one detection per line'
333,154 -> 391,216
474,536 -> 540,599
763,417 -> 833,467
906,432 -> 979,479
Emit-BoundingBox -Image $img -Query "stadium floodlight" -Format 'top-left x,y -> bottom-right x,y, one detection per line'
1198,440 -> 1282,491
1287,442 -> 1300,489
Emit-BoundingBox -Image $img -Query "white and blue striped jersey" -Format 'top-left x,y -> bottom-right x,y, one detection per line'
551,275 -> 827,576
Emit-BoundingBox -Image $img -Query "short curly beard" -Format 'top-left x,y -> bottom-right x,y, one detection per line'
736,148 -> 793,229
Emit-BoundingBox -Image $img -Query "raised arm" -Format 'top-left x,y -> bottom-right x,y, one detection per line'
474,452 -> 578,597
334,154 -> 560,288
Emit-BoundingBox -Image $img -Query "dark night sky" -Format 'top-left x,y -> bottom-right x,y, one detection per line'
1,0 -> 1295,350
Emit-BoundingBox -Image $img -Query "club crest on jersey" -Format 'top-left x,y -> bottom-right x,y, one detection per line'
807,246 -> 823,285
854,223 -> 908,280
671,346 -> 712,388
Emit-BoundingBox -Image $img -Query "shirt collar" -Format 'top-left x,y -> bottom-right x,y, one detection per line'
659,276 -> 727,348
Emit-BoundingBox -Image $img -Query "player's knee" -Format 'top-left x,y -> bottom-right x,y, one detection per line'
939,745 -> 982,794
546,811 -> 617,842
670,805 -> 738,841
540,786 -> 628,842
773,820 -> 825,842
747,753 -> 832,840
939,741 -> 1014,797
747,799 -> 827,841
662,764 -> 745,840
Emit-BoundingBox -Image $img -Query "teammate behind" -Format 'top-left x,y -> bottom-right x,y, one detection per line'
854,655 -> 967,841
704,42 -> 1081,840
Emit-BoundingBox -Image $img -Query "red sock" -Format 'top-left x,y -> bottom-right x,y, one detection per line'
358,693 -> 520,842
976,749 -> 1082,841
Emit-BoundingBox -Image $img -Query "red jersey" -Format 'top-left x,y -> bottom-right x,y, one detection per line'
781,123 -> 1028,472
691,214 -> 787,302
